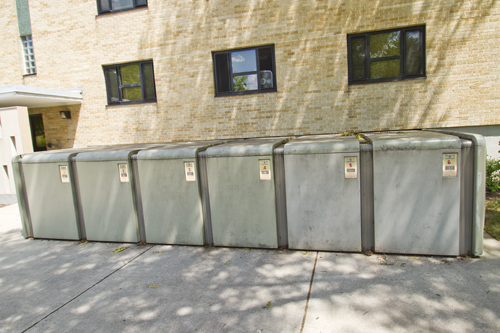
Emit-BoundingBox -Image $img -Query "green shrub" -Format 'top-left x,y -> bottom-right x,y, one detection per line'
485,200 -> 500,241
486,157 -> 500,193
486,141 -> 500,193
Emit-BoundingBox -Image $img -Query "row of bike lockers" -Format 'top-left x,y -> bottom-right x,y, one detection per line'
12,130 -> 486,256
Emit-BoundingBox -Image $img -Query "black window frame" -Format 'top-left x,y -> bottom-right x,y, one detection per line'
347,26 -> 426,85
103,60 -> 157,106
212,45 -> 277,97
97,0 -> 147,15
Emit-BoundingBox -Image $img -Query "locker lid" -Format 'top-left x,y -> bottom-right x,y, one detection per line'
206,137 -> 290,158
284,134 -> 360,155
364,131 -> 462,151
21,146 -> 108,164
137,140 -> 230,160
74,143 -> 164,162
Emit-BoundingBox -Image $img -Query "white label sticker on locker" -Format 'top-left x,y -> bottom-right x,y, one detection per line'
184,161 -> 196,182
344,156 -> 358,179
443,153 -> 458,177
259,159 -> 272,180
118,163 -> 129,182
59,165 -> 70,183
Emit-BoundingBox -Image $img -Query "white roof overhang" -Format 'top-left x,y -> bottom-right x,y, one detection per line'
0,85 -> 83,108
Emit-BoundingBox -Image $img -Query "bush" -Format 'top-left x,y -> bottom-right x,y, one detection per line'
487,157 -> 500,193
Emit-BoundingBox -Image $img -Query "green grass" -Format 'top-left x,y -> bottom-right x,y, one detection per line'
485,199 -> 500,241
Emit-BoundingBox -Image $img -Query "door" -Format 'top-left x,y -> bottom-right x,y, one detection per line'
29,114 -> 47,152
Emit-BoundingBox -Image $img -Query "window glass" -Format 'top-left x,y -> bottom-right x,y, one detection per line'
351,37 -> 365,79
405,30 -> 421,75
233,74 -> 258,92
105,68 -> 120,102
370,31 -> 400,58
98,0 -> 110,12
120,64 -> 140,85
142,63 -> 156,100
231,50 -> 257,73
21,35 -> 36,75
370,59 -> 401,79
122,87 -> 142,101
215,53 -> 230,93
112,0 -> 134,11
258,47 -> 273,71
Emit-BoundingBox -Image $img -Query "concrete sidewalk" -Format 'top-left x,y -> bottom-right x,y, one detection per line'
1,204 -> 499,333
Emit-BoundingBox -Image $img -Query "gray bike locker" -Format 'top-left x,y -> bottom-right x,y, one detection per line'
426,129 -> 487,257
12,155 -> 32,238
136,141 -> 226,245
364,131 -> 462,256
18,147 -> 103,240
206,137 -> 290,249
284,134 -> 362,252
74,144 -> 162,243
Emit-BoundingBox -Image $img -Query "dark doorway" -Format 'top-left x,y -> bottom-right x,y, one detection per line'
29,114 -> 47,152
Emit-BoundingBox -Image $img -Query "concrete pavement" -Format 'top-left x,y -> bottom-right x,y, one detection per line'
0,203 -> 499,332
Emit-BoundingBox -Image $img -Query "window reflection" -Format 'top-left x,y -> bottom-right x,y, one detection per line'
370,59 -> 401,79
106,68 -> 119,102
120,64 -> 140,85
112,0 -> 134,11
233,74 -> 258,91
122,87 -> 142,101
405,31 -> 421,75
142,63 -> 156,100
351,37 -> 365,79
370,32 -> 400,58
231,50 -> 257,73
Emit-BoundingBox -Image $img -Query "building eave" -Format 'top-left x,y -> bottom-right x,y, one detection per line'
0,85 -> 83,108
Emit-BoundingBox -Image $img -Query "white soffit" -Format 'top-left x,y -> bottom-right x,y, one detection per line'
0,85 -> 83,108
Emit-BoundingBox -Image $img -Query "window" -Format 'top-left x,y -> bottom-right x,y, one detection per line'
212,45 -> 277,97
347,26 -> 425,84
103,60 -> 156,105
97,0 -> 147,14
21,35 -> 36,75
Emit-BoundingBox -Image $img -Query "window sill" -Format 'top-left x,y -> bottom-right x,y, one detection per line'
96,6 -> 147,17
23,73 -> 37,77
348,76 -> 426,86
105,100 -> 157,107
215,89 -> 278,98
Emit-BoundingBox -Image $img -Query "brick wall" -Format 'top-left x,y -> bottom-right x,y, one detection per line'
5,0 -> 500,148
1,0 -> 24,85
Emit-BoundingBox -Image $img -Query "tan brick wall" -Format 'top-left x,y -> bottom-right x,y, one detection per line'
1,0 -> 25,85
5,0 -> 500,148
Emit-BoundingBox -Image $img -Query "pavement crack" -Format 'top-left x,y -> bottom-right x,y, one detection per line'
300,251 -> 318,333
21,245 -> 155,333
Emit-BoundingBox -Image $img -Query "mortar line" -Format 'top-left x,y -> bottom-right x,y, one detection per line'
300,251 -> 319,333
22,245 -> 155,333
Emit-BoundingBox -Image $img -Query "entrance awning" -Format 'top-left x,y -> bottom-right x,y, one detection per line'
0,85 -> 82,108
